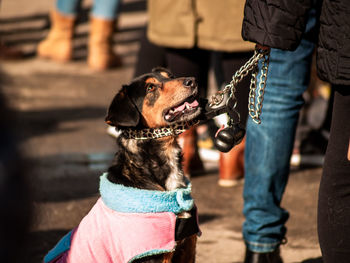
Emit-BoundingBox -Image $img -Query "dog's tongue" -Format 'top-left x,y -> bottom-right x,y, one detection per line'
165,99 -> 199,121
174,100 -> 199,112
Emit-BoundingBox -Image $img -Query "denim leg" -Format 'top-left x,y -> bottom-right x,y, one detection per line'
56,0 -> 82,16
242,38 -> 315,252
92,0 -> 120,19
56,0 -> 120,19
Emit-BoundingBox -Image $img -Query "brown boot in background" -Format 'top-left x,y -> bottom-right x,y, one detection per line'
37,10 -> 75,62
178,127 -> 204,177
88,17 -> 122,71
218,137 -> 245,187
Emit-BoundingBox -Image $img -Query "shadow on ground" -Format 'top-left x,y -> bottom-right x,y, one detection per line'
300,257 -> 323,263
16,106 -> 107,140
16,229 -> 69,263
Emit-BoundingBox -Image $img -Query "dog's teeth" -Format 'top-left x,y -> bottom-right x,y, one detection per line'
185,103 -> 191,110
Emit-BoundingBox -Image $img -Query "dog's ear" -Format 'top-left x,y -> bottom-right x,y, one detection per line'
105,86 -> 140,128
152,67 -> 174,79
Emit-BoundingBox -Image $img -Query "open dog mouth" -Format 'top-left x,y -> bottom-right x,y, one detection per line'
164,95 -> 201,123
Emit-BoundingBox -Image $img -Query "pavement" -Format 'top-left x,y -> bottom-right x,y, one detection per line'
1,0 -> 323,262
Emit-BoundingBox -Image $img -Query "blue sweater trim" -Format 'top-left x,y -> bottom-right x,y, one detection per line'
129,248 -> 175,262
44,230 -> 73,263
99,173 -> 194,214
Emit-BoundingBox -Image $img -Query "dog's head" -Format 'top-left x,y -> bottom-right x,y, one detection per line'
105,67 -> 201,129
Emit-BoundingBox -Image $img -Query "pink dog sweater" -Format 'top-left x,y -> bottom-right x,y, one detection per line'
44,173 -> 199,263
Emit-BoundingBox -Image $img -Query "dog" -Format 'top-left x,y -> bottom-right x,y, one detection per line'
44,68 -> 202,263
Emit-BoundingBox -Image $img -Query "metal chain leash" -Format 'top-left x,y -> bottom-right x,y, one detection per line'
209,46 -> 270,125
248,49 -> 270,124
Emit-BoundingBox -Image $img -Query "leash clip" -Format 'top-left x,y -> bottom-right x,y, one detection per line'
208,90 -> 225,107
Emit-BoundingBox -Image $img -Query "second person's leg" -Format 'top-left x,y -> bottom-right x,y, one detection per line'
88,0 -> 122,70
37,0 -> 81,61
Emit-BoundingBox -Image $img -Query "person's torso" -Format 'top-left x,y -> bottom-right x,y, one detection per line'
147,0 -> 254,52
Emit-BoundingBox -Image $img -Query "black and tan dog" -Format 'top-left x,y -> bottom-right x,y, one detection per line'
44,68 -> 201,263
105,67 -> 201,262
106,67 -> 201,190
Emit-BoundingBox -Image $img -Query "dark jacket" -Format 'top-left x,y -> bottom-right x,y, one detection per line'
242,0 -> 350,86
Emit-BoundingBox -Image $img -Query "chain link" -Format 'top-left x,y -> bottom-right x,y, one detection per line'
248,49 -> 270,124
209,46 -> 270,125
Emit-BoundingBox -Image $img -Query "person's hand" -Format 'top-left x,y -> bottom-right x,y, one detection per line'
256,44 -> 270,52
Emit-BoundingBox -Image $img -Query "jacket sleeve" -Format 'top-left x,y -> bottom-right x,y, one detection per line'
241,0 -> 314,51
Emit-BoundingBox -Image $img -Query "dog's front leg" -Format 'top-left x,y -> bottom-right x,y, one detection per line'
171,235 -> 197,263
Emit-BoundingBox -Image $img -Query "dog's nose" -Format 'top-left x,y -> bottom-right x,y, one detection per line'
183,77 -> 195,88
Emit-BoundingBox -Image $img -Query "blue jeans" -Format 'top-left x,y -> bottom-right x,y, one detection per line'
242,14 -> 316,252
57,0 -> 120,19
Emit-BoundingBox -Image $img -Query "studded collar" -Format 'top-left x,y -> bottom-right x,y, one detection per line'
120,119 -> 199,140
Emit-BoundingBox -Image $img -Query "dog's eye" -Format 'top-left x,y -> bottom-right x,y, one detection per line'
146,83 -> 156,93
